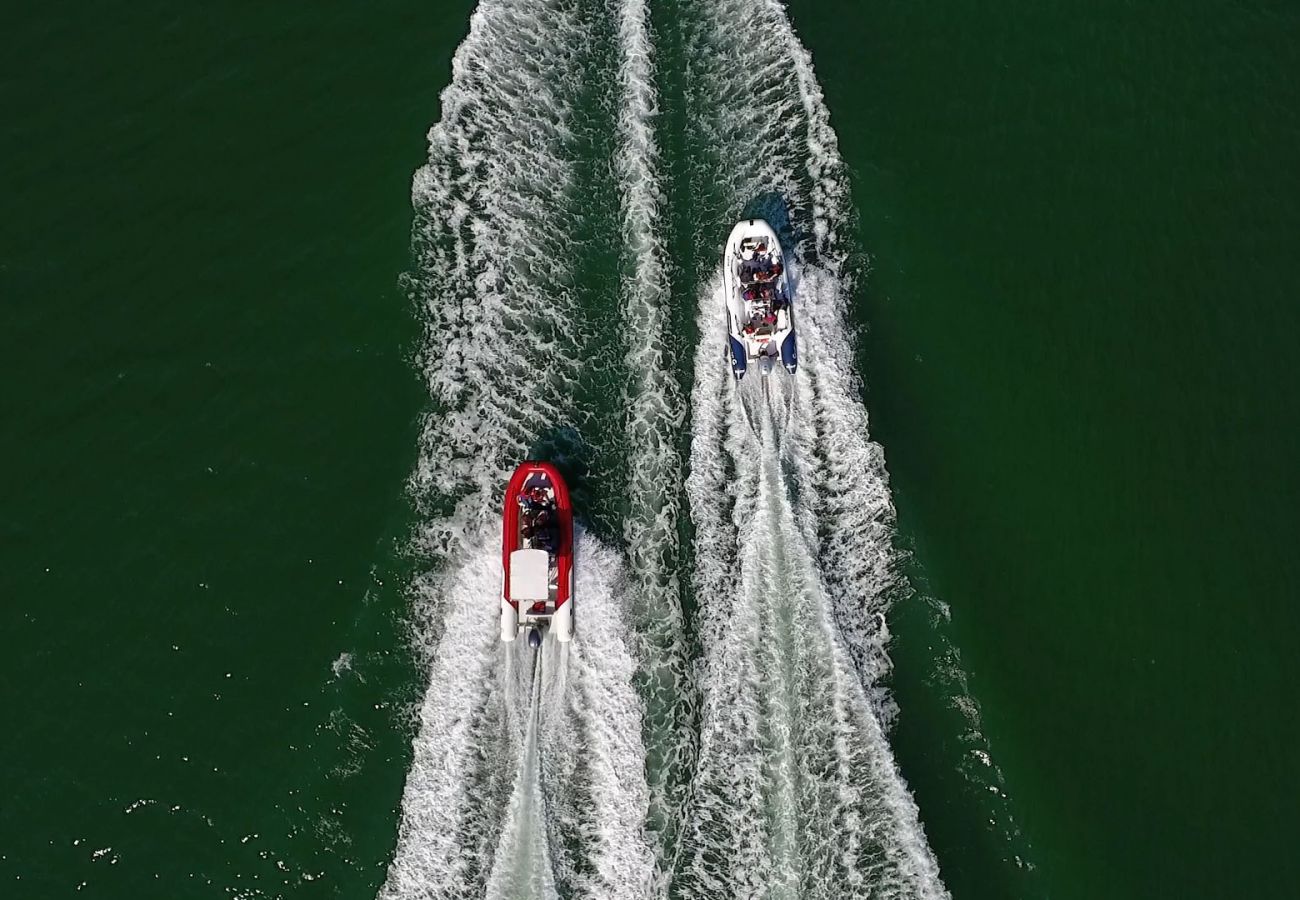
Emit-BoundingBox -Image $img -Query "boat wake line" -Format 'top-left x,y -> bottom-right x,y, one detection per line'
611,0 -> 695,881
381,0 -> 660,896
379,532 -> 656,900
679,277 -> 946,900
669,0 -> 1030,883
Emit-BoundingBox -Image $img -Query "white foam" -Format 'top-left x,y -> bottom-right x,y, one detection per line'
485,665 -> 560,900
384,0 -> 1006,890
407,0 -> 594,561
379,546 -> 517,898
682,281 -> 946,898
381,532 -> 656,899
541,538 -> 658,898
384,0 -> 659,894
611,0 -> 695,870
675,0 -> 951,891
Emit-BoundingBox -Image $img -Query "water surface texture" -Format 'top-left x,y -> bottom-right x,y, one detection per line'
3,1 -> 1297,898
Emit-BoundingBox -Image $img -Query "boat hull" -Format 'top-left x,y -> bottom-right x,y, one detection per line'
500,461 -> 574,643
723,218 -> 797,379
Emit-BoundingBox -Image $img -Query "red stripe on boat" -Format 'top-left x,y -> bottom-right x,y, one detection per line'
501,461 -> 573,610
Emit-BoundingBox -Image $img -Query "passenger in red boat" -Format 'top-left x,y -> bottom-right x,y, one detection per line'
519,485 -> 549,511
532,508 -> 558,553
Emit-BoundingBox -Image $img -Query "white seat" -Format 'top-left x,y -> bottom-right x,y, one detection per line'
509,549 -> 551,601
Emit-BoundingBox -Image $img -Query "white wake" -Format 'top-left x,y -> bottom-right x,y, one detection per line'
387,0 -> 957,893
407,0 -> 594,561
611,0 -> 695,878
680,280 -> 946,899
673,0 -> 949,895
382,0 -> 658,896
380,534 -> 656,900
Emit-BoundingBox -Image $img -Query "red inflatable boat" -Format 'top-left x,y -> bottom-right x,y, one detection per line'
500,461 -> 574,645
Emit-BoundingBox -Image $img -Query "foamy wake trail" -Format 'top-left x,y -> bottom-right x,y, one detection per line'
486,661 -> 559,900
381,533 -> 656,900
408,0 -> 593,559
683,7 -> 1023,857
612,0 -> 695,874
676,0 -> 949,895
379,545 -> 529,899
680,286 -> 945,900
386,0 -> 658,896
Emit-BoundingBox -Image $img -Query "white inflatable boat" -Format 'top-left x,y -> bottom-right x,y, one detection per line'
722,218 -> 797,379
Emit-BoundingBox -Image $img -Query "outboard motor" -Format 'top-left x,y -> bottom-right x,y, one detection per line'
527,627 -> 543,649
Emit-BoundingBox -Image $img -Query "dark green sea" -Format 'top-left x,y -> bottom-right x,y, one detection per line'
4,1 -> 1297,898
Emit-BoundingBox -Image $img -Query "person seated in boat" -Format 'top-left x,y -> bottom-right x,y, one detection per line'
520,485 -> 549,511
532,509 -> 558,552
534,528 -> 557,553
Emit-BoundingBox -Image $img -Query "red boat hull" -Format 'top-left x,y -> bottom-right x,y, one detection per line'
501,461 -> 573,613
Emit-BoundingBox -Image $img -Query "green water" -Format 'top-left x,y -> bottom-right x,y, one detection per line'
3,2 -> 472,894
4,0 -> 1298,897
794,0 -> 1300,896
